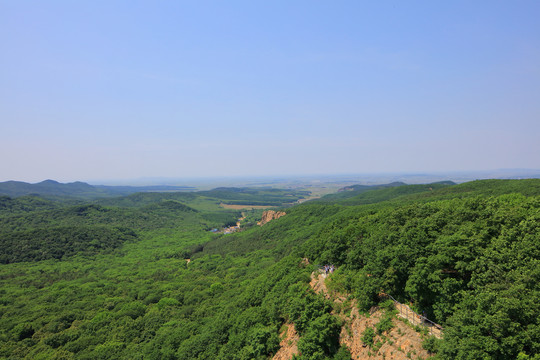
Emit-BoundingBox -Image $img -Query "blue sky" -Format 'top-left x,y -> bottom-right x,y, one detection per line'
1,1 -> 539,183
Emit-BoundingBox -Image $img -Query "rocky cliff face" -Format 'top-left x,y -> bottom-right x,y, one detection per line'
257,210 -> 286,226
309,271 -> 434,360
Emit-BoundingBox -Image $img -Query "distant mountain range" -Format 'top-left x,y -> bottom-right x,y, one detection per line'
2,168 -> 540,200
0,180 -> 195,199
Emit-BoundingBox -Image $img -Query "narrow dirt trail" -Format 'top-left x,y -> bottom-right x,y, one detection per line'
310,271 -> 348,303
309,271 -> 330,298
394,302 -> 443,339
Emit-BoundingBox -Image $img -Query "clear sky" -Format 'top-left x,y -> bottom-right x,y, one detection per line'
1,1 -> 539,183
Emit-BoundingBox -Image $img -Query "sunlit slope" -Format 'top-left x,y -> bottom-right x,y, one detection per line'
196,179 -> 540,358
0,179 -> 538,359
316,178 -> 540,206
0,196 -> 233,265
96,187 -> 308,210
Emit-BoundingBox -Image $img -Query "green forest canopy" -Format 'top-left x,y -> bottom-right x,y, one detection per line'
0,179 -> 538,359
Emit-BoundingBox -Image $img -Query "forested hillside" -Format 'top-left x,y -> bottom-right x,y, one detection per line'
0,180 -> 195,199
0,180 -> 538,359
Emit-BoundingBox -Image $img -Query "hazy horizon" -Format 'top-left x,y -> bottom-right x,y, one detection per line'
2,1 -> 539,182
3,168 -> 540,188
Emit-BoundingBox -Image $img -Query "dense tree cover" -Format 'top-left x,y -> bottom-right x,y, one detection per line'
0,226 -> 137,263
0,180 -> 194,199
94,187 -> 308,210
313,181 -> 408,203
316,179 -> 540,207
0,196 -> 59,216
95,192 -> 199,208
0,179 -> 539,359
0,180 -> 111,199
0,196 -> 236,265
305,194 -> 540,359
199,204 -> 342,259
333,183 -> 453,205
0,181 -> 310,209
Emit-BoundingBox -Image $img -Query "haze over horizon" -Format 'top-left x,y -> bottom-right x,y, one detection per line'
2,1 -> 539,183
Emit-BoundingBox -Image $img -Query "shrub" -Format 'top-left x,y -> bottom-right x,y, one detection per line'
361,327 -> 375,347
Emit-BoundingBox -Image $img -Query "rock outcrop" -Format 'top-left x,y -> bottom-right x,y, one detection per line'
257,210 -> 286,226
272,323 -> 299,360
309,271 -> 434,360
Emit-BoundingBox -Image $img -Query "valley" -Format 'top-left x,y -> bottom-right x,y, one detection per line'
0,179 -> 539,359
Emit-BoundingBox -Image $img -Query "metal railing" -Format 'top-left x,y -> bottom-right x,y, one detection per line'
386,294 -> 443,338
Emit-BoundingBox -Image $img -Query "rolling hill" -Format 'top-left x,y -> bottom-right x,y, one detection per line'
0,179 -> 538,359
